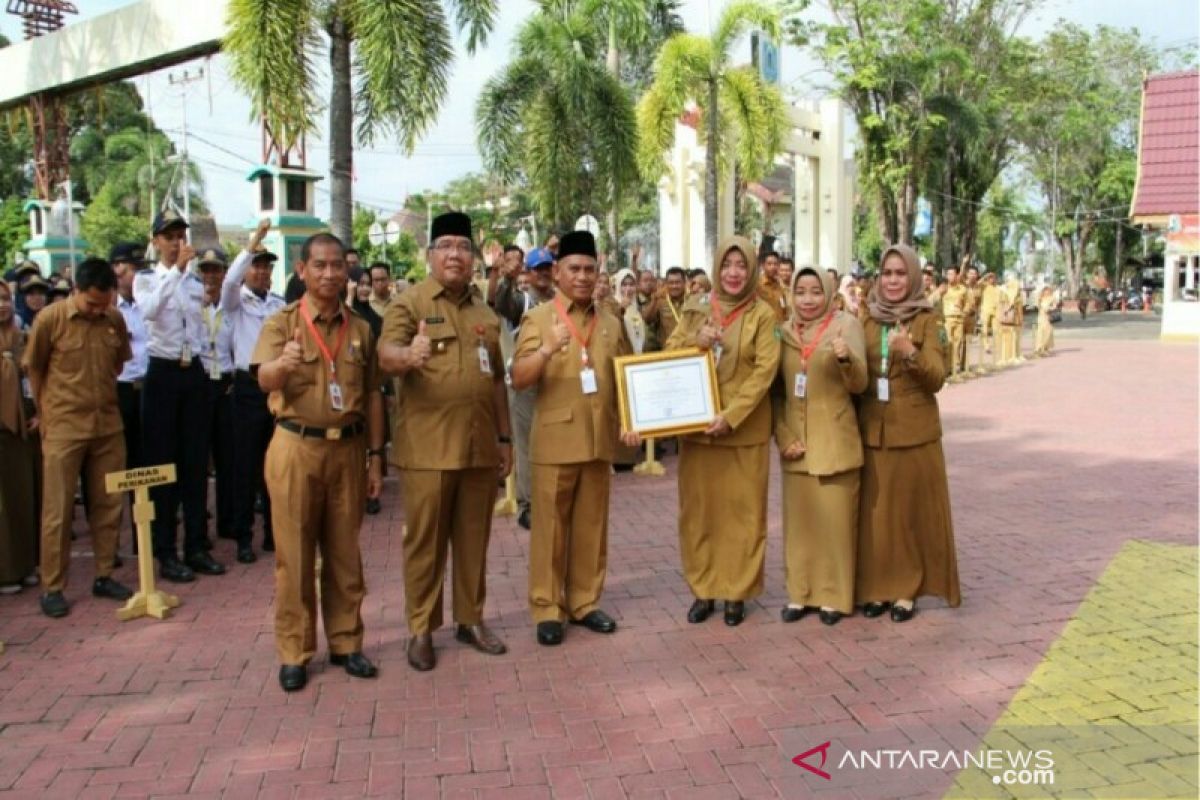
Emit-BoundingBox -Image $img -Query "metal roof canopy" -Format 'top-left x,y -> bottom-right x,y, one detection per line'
0,0 -> 229,112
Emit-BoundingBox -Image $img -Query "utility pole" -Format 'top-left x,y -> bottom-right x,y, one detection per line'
168,67 -> 205,242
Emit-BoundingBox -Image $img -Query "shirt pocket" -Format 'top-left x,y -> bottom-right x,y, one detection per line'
540,406 -> 573,425
56,336 -> 85,373
423,323 -> 459,373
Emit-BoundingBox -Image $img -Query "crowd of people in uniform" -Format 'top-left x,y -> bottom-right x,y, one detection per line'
1,206 -> 1065,693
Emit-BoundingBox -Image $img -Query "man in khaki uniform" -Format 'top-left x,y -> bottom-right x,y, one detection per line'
253,232 -> 385,692
23,258 -> 134,618
379,212 -> 513,671
656,266 -> 688,345
941,265 -> 971,378
757,251 -> 787,321
511,230 -> 640,646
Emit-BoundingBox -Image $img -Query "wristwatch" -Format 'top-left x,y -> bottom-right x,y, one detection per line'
498,435 -> 512,445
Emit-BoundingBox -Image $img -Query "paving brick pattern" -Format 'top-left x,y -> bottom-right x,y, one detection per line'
0,337 -> 1196,799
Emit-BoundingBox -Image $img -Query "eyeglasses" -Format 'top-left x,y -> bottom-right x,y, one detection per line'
432,241 -> 474,255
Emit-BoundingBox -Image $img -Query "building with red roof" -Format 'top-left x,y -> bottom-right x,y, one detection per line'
1131,69 -> 1200,339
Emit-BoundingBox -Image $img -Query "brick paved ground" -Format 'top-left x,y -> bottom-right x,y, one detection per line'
0,330 -> 1196,799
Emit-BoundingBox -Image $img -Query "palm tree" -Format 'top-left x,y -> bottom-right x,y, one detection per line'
636,0 -> 785,260
224,0 -> 498,243
475,2 -> 638,240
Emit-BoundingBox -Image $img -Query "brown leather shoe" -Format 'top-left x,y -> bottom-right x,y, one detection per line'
406,634 -> 435,671
455,623 -> 508,655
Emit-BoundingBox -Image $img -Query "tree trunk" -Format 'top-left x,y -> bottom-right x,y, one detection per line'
606,16 -> 621,268
1113,219 -> 1124,289
704,78 -> 719,265
875,190 -> 896,245
328,14 -> 354,246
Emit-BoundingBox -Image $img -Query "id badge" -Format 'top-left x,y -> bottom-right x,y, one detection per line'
329,380 -> 345,411
478,344 -> 492,374
793,372 -> 807,399
877,377 -> 890,403
580,367 -> 598,395
209,350 -> 221,381
180,342 -> 192,365
20,376 -> 32,399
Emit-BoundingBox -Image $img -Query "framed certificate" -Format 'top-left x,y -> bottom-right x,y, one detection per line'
614,348 -> 720,437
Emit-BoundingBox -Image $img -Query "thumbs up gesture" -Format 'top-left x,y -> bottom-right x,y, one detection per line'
176,243 -> 196,271
280,327 -> 305,372
888,322 -> 915,360
408,319 -> 432,369
832,330 -> 849,361
550,320 -> 571,352
696,322 -> 722,351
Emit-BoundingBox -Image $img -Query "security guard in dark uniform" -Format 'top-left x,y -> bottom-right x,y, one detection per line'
253,232 -> 385,692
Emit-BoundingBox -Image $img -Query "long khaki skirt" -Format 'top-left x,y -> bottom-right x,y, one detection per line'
782,469 -> 859,613
856,441 -> 961,607
678,439 -> 769,601
0,429 -> 38,585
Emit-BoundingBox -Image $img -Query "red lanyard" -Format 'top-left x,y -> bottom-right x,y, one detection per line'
709,293 -> 754,331
553,294 -> 598,364
794,312 -> 836,368
299,296 -> 349,377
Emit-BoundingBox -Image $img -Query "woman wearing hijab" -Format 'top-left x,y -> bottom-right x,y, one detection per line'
613,268 -> 647,354
774,267 -> 868,625
836,275 -> 860,316
351,273 -> 383,338
998,274 -> 1024,364
593,272 -> 621,318
665,236 -> 781,626
856,244 -> 960,622
0,281 -> 40,594
1034,285 -> 1057,356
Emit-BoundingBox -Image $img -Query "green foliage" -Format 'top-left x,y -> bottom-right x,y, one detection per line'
351,204 -> 421,274
80,184 -> 147,258
0,196 -> 29,268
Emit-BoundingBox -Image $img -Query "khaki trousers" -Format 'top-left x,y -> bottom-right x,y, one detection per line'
528,460 -> 610,623
401,466 -> 497,634
265,428 -> 366,665
40,432 -> 124,593
945,316 -> 966,374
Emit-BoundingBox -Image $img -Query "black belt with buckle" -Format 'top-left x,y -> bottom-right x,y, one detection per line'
277,419 -> 364,441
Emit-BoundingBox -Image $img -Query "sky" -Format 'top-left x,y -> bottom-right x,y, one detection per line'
2,0 -> 1197,228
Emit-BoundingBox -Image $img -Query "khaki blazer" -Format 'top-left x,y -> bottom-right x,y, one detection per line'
773,311 -> 868,476
858,311 -> 946,449
665,296 -> 780,447
514,291 -> 629,465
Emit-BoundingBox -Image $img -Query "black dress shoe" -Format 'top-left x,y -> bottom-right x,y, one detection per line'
570,609 -> 617,633
780,605 -> 809,623
365,498 -> 381,515
236,546 -> 257,564
278,664 -> 307,692
536,621 -> 564,646
455,623 -> 508,655
40,591 -> 69,618
818,609 -> 843,626
890,604 -> 916,623
407,635 -> 435,671
517,509 -> 531,530
331,652 -> 378,678
724,601 -> 746,626
862,601 -> 890,618
687,599 -> 715,623
185,551 -> 227,576
159,557 -> 196,583
92,577 -> 133,601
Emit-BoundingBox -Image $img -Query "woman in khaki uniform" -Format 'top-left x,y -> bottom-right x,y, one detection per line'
998,275 -> 1023,364
0,282 -> 39,593
1034,286 -> 1056,356
665,236 -> 780,626
773,267 -> 868,625
856,244 -> 961,622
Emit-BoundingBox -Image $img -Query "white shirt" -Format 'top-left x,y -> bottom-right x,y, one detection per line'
116,294 -> 149,382
133,262 -> 207,360
220,250 -> 287,371
198,303 -> 235,378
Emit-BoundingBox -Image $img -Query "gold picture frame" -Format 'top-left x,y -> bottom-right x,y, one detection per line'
614,347 -> 720,437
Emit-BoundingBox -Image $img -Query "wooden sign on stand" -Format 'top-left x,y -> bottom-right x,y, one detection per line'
104,464 -> 181,621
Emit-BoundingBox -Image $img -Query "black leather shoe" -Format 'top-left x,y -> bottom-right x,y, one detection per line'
407,635 -> 435,671
780,605 -> 808,623
687,599 -> 715,623
159,557 -> 196,583
862,601 -> 890,618
331,652 -> 378,678
724,601 -> 746,626
536,621 -> 564,646
517,509 -> 531,530
570,609 -> 617,634
818,609 -> 843,626
455,623 -> 508,655
236,546 -> 257,564
185,551 -> 227,576
890,603 -> 916,623
92,577 -> 133,601
365,498 -> 381,515
40,591 -> 69,618
278,664 -> 307,692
